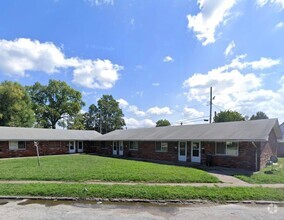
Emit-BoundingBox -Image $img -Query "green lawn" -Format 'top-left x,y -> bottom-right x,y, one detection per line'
235,158 -> 284,184
0,155 -> 218,183
0,183 -> 283,201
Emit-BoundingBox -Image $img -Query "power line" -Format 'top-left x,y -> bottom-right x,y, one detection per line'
212,103 -> 224,111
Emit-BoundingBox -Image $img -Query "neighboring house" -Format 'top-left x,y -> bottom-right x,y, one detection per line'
278,122 -> 284,157
95,119 -> 282,171
0,127 -> 101,157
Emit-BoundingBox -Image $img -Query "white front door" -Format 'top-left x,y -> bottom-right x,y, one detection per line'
191,141 -> 201,163
77,141 -> 83,153
113,141 -> 118,155
119,141 -> 124,156
69,141 -> 76,153
178,141 -> 187,162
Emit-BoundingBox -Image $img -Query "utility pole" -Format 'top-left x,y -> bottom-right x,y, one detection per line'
209,87 -> 212,123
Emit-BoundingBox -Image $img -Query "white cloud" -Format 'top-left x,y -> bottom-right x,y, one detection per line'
249,57 -> 281,69
130,18 -> 135,25
224,41 -> 236,57
256,0 -> 270,7
163,56 -> 174,62
275,21 -> 284,29
152,82 -> 160,86
124,117 -> 155,129
72,59 -> 122,89
215,54 -> 280,71
117,98 -> 129,108
183,107 -> 205,118
128,105 -> 146,117
187,0 -> 237,45
0,38 -> 66,77
0,38 -> 123,89
117,98 -> 145,117
82,91 -> 97,97
183,54 -> 284,122
85,0 -> 114,6
256,0 -> 284,9
146,107 -> 173,115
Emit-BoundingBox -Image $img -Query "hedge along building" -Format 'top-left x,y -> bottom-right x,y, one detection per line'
95,119 -> 282,171
0,127 -> 101,158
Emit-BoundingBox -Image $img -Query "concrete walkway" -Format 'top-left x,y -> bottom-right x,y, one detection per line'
201,167 -> 251,185
0,180 -> 283,188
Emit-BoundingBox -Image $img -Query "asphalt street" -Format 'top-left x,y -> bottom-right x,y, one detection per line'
0,199 -> 283,220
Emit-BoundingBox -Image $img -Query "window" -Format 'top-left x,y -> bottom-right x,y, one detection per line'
216,142 -> 238,156
216,142 -> 226,155
155,142 -> 168,152
9,141 -> 26,150
18,141 -> 26,149
226,142 -> 238,156
129,141 -> 138,150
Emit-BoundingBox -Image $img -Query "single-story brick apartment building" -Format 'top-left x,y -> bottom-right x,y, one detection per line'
95,119 -> 282,171
0,119 -> 282,171
0,127 -> 101,157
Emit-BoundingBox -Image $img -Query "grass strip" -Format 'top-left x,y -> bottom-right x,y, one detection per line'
235,158 -> 284,184
0,183 -> 283,201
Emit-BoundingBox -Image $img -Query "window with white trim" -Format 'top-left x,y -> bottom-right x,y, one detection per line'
129,141 -> 138,150
155,142 -> 168,152
9,141 -> 26,150
216,142 -> 238,156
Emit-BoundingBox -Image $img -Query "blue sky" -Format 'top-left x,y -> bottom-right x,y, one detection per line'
0,0 -> 283,128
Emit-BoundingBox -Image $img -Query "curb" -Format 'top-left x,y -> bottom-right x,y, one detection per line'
0,196 -> 283,205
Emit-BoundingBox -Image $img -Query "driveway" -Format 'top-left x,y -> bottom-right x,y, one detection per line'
0,199 -> 283,220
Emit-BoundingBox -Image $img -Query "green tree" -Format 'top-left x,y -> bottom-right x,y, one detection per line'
250,111 -> 269,120
156,119 -> 171,127
67,113 -> 86,130
96,95 -> 125,134
214,110 -> 245,123
28,80 -> 84,129
84,104 -> 99,130
0,81 -> 35,127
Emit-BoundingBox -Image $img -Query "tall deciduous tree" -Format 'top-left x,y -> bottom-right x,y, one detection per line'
214,110 -> 245,123
96,95 -> 125,134
28,80 -> 84,129
0,81 -> 35,127
250,111 -> 269,120
156,119 -> 171,127
85,104 -> 99,130
67,113 -> 86,130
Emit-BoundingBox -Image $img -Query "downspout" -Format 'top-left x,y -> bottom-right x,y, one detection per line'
252,142 -> 258,171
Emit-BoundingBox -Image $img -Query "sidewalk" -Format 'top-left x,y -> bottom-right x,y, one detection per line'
0,180 -> 283,188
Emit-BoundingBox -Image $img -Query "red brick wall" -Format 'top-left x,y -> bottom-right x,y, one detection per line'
0,141 -> 69,158
94,141 -> 112,155
0,140 -> 96,158
93,139 -> 278,171
84,141 -> 99,153
201,141 -> 258,171
95,141 -> 179,162
259,130 -> 278,169
135,141 -> 178,162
